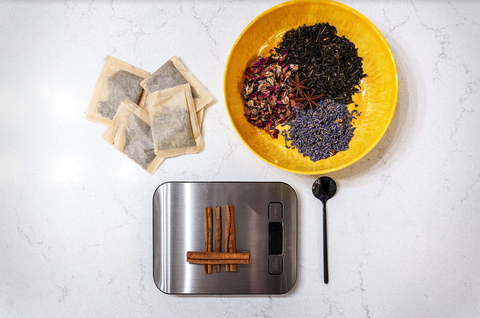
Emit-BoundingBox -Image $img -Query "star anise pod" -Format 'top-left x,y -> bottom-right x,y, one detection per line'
296,90 -> 323,110
288,73 -> 309,97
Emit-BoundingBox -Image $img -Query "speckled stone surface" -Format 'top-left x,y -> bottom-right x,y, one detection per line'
1,1 -> 479,317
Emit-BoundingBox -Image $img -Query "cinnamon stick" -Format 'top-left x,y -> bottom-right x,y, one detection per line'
224,205 -> 231,271
214,206 -> 222,272
207,207 -> 213,274
204,207 -> 208,274
187,258 -> 250,265
195,205 -> 246,273
227,204 -> 237,271
187,251 -> 249,260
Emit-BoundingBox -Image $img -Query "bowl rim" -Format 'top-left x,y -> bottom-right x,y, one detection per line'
223,0 -> 398,175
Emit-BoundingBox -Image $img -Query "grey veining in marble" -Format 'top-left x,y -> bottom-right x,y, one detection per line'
0,1 -> 479,317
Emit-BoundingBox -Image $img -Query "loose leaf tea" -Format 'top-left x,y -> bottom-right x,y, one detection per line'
102,100 -> 164,174
281,100 -> 356,161
275,23 -> 367,105
141,56 -> 213,112
86,56 -> 149,125
147,84 -> 204,158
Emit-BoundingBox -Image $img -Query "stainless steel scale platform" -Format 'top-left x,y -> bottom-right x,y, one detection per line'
153,182 -> 297,295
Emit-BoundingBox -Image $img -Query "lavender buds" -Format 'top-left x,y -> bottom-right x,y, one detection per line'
281,100 -> 357,161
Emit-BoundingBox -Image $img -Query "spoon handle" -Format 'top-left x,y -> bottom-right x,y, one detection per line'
323,203 -> 329,284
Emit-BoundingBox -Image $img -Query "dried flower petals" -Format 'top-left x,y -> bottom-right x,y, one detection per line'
281,100 -> 356,161
242,53 -> 301,139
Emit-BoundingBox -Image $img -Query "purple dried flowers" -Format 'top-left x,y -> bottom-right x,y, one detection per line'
281,100 -> 356,161
242,52 -> 302,139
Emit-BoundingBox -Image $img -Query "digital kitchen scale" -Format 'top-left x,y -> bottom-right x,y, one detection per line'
153,182 -> 297,295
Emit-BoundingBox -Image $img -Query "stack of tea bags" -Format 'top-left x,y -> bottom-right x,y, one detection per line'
85,56 -> 213,174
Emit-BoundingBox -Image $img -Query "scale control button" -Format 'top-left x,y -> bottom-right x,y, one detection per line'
269,202 -> 283,220
268,256 -> 283,275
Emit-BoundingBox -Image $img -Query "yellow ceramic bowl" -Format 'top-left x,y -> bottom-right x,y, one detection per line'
224,0 -> 398,175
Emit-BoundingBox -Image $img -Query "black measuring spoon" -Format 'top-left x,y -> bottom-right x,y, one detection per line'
312,176 -> 337,284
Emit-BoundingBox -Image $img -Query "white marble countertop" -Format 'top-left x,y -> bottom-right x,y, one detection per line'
1,1 -> 479,317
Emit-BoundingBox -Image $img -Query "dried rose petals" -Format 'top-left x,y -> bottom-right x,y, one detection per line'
242,52 -> 301,139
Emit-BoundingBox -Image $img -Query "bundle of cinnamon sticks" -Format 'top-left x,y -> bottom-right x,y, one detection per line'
186,204 -> 250,273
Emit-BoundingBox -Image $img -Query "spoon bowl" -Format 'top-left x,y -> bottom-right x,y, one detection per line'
313,177 -> 337,203
312,176 -> 337,284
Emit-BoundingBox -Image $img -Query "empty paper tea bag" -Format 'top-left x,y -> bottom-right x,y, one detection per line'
141,56 -> 213,112
86,56 -> 149,125
147,84 -> 204,158
102,100 -> 164,174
